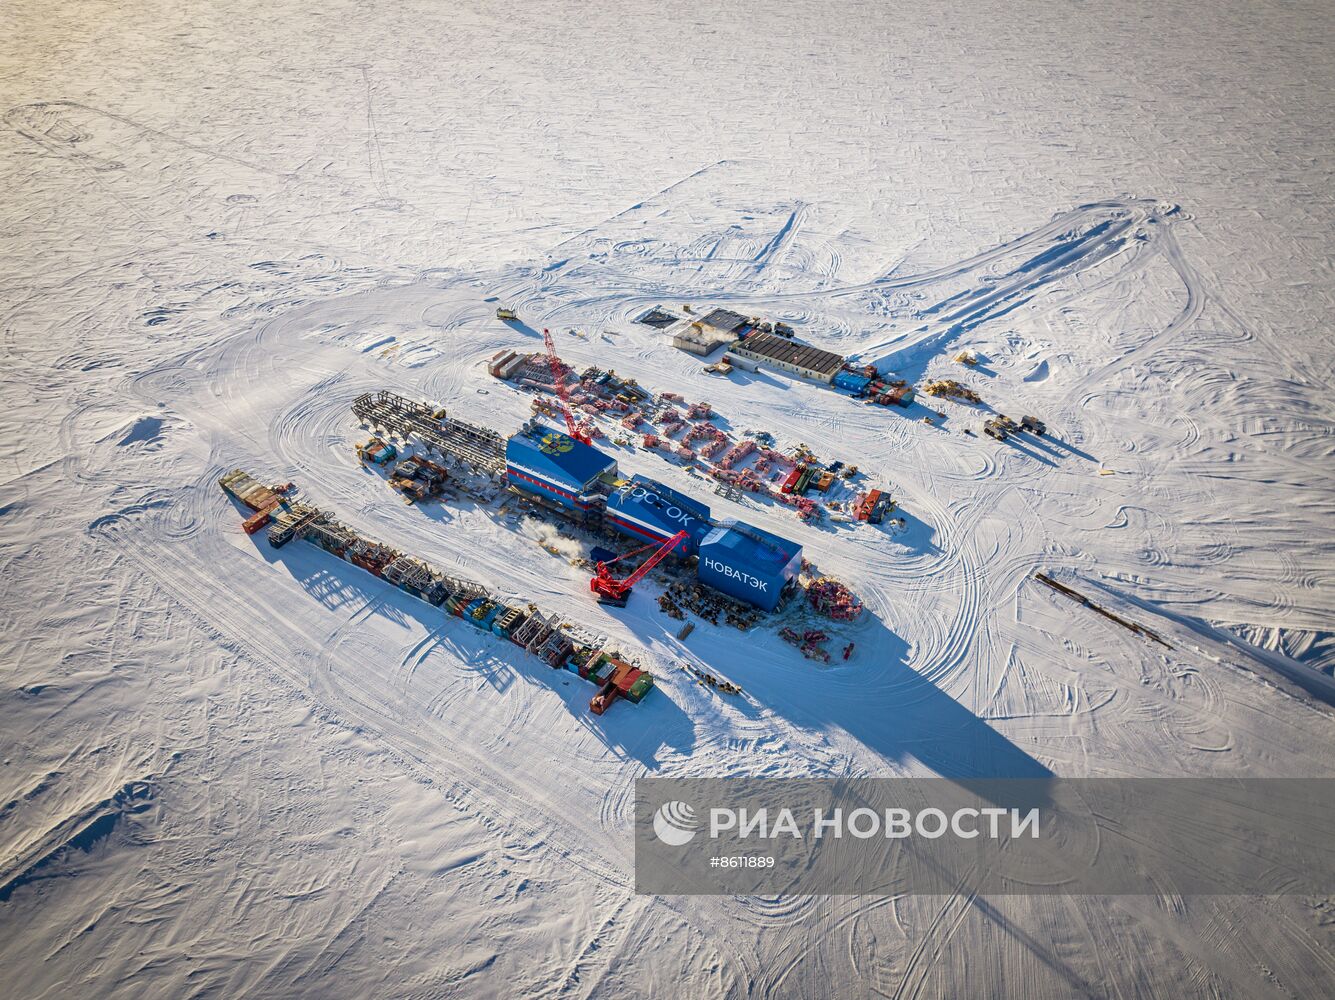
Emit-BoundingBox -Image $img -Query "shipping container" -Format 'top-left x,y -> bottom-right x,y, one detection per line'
626,674 -> 654,703
886,385 -> 916,407
614,666 -> 643,693
832,370 -> 873,395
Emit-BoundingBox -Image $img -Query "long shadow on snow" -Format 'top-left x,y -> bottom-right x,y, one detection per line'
640,599 -> 1052,802
253,532 -> 696,768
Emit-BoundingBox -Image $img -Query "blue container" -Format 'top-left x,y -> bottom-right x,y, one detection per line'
473,603 -> 498,630
833,370 -> 873,394
505,423 -> 617,513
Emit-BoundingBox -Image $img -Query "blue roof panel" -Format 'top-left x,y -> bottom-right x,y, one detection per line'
697,517 -> 802,611
606,476 -> 712,554
505,423 -> 616,494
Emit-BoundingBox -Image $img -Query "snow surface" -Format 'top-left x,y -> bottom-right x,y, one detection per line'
2,1 -> 1334,996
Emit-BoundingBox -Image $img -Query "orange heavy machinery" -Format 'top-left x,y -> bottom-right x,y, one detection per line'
589,530 -> 689,607
542,328 -> 592,445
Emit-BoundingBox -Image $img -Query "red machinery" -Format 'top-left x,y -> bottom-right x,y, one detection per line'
590,530 -> 689,607
542,328 -> 592,444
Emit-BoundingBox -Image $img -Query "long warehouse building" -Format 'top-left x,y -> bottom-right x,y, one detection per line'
727,331 -> 846,384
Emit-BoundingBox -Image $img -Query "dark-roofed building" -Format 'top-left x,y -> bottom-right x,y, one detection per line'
670,307 -> 755,357
697,307 -> 752,337
637,306 -> 682,330
727,331 -> 846,384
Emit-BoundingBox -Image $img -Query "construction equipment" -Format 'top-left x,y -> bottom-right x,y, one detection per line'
541,328 -> 592,444
496,306 -> 518,321
807,576 -> 864,621
352,391 -> 506,475
590,530 -> 689,607
923,379 -> 982,404
1020,414 -> 1047,435
983,414 -> 1018,441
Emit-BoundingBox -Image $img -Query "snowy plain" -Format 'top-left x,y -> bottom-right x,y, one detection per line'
2,0 -> 1334,997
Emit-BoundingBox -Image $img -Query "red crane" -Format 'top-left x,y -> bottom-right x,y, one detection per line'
542,328 -> 591,444
590,530 -> 689,607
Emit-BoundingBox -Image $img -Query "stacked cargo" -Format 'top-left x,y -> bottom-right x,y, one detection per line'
383,556 -> 436,600
219,469 -> 284,512
220,469 -> 291,534
590,681 -> 619,715
807,576 -> 865,621
357,438 -> 397,465
493,606 -> 525,640
852,489 -> 894,523
304,518 -> 358,557
610,660 -> 646,700
346,538 -> 398,576
487,349 -> 524,379
537,629 -> 574,668
242,505 -> 278,535
625,672 -> 654,703
883,385 -> 916,407
224,470 -> 652,713
588,652 -> 619,685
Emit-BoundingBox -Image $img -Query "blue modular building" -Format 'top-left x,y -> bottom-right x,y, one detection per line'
505,421 -> 617,516
605,475 -> 712,556
697,517 -> 803,612
832,370 -> 874,395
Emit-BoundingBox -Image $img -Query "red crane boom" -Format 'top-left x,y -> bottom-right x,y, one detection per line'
542,328 -> 591,444
590,530 -> 689,606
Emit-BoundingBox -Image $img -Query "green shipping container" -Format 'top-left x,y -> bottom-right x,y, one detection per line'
626,675 -> 654,703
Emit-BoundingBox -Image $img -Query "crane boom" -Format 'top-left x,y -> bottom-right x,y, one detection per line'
590,530 -> 689,606
621,530 -> 689,588
542,328 -> 591,444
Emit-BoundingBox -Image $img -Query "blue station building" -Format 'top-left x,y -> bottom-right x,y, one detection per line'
504,422 -> 616,519
504,422 -> 802,611
697,518 -> 803,612
605,475 -> 713,556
